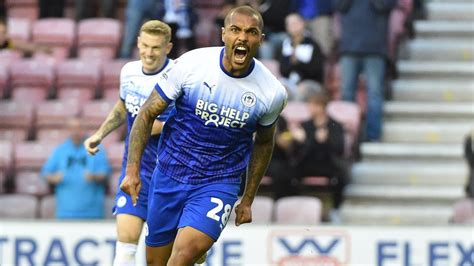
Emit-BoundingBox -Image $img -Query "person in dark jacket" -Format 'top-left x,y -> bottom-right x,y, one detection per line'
278,13 -> 325,97
334,0 -> 396,141
464,130 -> 474,198
293,89 -> 348,223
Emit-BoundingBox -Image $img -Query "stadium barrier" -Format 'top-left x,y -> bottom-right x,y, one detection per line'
0,221 -> 472,265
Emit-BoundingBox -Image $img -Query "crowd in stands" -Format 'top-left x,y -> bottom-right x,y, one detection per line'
0,0 -> 449,224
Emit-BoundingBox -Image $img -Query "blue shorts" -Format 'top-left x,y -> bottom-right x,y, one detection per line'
113,169 -> 152,220
145,169 -> 240,247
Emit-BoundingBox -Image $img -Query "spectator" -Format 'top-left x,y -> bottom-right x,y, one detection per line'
75,0 -> 118,20
40,118 -> 111,219
296,0 -> 335,57
119,0 -> 164,58
294,79 -> 323,101
278,13 -> 325,95
0,18 -> 51,54
334,0 -> 396,141
265,116 -> 298,200
292,90 -> 348,223
464,129 -> 474,198
39,0 -> 65,18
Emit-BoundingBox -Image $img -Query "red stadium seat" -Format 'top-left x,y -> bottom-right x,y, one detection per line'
36,128 -> 71,143
32,18 -> 76,62
81,100 -> 116,129
260,59 -> 281,79
7,17 -> 31,43
0,101 -> 35,131
0,129 -> 29,144
0,194 -> 38,218
78,18 -> 121,60
274,196 -> 322,225
229,196 -> 275,224
11,87 -> 48,104
56,59 -> 101,101
14,141 -> 57,173
39,194 -> 55,219
104,141 -> 125,172
326,100 -> 361,158
14,171 -> 50,196
101,59 -> 128,94
451,198 -> 474,224
10,59 -> 55,101
5,0 -> 39,22
36,100 -> 81,129
0,50 -> 23,64
281,101 -> 310,129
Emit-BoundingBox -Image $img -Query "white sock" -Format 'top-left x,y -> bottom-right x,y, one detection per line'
113,241 -> 138,266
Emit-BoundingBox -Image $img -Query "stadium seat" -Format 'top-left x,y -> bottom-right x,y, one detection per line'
326,101 -> 361,158
5,0 -> 39,22
0,129 -> 29,144
7,17 -> 31,43
101,59 -> 128,96
56,59 -> 101,101
0,101 -> 35,133
10,59 -> 55,102
228,196 -> 275,224
81,100 -> 116,129
36,100 -> 81,129
0,50 -> 23,65
39,194 -> 55,219
32,18 -> 76,62
274,196 -> 322,225
0,194 -> 38,218
301,176 -> 331,190
281,101 -> 310,129
104,141 -> 125,172
77,18 -> 122,60
36,128 -> 71,144
14,141 -> 57,173
14,171 -> 50,196
451,198 -> 474,224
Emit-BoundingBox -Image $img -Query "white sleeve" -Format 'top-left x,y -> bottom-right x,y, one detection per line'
154,58 -> 186,103
259,84 -> 288,127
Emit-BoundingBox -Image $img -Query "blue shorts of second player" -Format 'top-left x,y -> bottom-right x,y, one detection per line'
145,168 -> 240,247
113,169 -> 152,220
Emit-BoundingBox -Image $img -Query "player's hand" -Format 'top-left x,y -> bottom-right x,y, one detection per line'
234,201 -> 252,226
84,134 -> 102,155
120,170 -> 141,206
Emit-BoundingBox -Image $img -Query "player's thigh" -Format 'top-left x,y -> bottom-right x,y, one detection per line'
171,226 -> 214,261
146,242 -> 173,266
116,213 -> 144,244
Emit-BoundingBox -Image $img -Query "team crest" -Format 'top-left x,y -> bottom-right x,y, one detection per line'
241,91 -> 257,108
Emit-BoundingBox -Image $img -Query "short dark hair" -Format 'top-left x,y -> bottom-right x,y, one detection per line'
307,89 -> 331,106
224,5 -> 264,31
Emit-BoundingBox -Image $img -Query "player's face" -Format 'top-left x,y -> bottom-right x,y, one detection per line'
137,32 -> 172,74
0,23 -> 7,45
221,12 -> 264,75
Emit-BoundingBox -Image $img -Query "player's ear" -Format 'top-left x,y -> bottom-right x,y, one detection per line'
166,42 -> 173,55
136,36 -> 140,49
221,27 -> 225,42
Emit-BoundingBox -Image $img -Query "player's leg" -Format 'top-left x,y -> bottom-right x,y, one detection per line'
146,243 -> 173,266
168,182 -> 240,265
113,214 -> 144,265
167,227 -> 214,265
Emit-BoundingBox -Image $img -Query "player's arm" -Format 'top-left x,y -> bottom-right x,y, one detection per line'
235,123 -> 277,226
84,100 -> 126,155
151,120 -> 164,135
121,90 -> 169,205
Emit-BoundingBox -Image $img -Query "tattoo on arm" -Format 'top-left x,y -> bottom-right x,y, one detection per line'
96,100 -> 127,139
242,123 -> 277,204
127,90 -> 169,169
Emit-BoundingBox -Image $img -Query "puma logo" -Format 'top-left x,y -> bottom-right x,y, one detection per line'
203,81 -> 216,92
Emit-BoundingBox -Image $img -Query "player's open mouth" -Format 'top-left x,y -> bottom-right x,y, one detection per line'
233,45 -> 248,64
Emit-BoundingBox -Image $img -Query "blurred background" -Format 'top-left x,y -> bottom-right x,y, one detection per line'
0,0 -> 472,265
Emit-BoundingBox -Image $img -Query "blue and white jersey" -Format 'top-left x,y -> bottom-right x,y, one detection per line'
154,47 -> 287,184
119,58 -> 174,177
